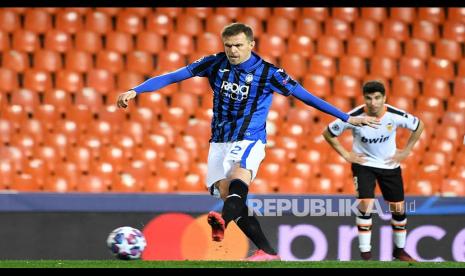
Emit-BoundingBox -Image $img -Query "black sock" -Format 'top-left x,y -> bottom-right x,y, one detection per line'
221,179 -> 249,226
236,207 -> 277,255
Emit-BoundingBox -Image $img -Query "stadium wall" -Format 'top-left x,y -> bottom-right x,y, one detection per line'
0,193 -> 464,261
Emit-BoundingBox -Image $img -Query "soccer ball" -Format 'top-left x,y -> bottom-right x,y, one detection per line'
106,226 -> 147,260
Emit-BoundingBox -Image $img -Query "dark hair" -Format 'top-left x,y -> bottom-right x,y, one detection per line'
221,23 -> 254,42
363,81 -> 385,95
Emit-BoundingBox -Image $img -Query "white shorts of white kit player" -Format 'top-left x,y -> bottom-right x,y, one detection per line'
206,139 -> 266,198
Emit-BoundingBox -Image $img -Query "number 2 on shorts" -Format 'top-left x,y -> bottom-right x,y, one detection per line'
230,145 -> 242,155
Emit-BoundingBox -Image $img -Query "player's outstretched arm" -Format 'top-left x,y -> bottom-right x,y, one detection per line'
292,84 -> 380,128
322,128 -> 367,164
116,67 -> 193,109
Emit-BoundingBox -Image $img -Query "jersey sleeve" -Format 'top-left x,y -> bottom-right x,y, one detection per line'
186,54 -> 219,77
269,68 -> 298,96
396,111 -> 420,131
327,119 -> 351,137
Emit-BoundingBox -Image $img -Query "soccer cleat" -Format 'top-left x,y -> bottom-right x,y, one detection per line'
393,247 -> 417,262
207,211 -> 225,242
360,251 -> 372,261
244,250 -> 281,261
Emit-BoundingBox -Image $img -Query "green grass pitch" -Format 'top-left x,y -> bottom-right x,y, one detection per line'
0,260 -> 464,268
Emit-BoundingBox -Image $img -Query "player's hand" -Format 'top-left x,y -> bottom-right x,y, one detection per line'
343,152 -> 368,165
347,116 -> 381,129
385,149 -> 409,166
117,90 -> 137,108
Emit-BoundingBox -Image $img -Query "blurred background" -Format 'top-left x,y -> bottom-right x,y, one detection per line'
0,7 -> 464,261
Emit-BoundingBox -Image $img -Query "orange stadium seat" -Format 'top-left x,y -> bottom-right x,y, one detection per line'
374,37 -> 401,59
44,30 -> 72,53
86,69 -> 115,95
266,147 -> 288,164
43,175 -> 72,192
453,77 -> 465,99
133,147 -> 159,173
64,50 -> 93,73
382,19 -> 409,41
418,7 -> 445,24
124,7 -> 152,17
23,69 -> 52,92
121,120 -> 145,146
257,34 -> 285,58
0,31 -> 8,52
143,134 -> 169,160
302,74 -> 330,98
176,14 -> 202,37
0,68 -> 18,93
391,76 -> 420,99
333,75 -> 361,98
166,33 -> 194,55
170,92 -> 199,117
448,7 -> 465,23
24,9 -> 51,33
324,18 -> 351,40
205,14 -> 230,35
387,96 -> 414,111
287,34 -> 314,58
317,36 -> 344,58
426,58 -> 454,81
11,88 -> 38,113
442,111 -> 465,128
156,50 -> 185,71
215,7 -> 242,20
423,77 -> 451,99
146,13 -> 173,36
236,14 -> 263,37
347,36 -> 373,58
75,87 -> 103,114
126,51 -> 154,75
55,9 -> 83,34
161,107 -> 189,132
412,20 -> 439,42
339,55 -> 366,79
370,56 -> 397,79
399,57 -> 425,81
157,160 -> 184,180
448,96 -> 465,113
441,179 -> 465,197
309,54 -> 336,78
34,104 -> 60,131
10,132 -> 36,159
136,32 -> 163,54
44,89 -> 71,113
295,17 -> 321,39
116,10 -> 143,34
95,7 -> 120,16
302,7 -> 328,21
442,21 -> 465,43
279,177 -> 308,194
177,173 -> 206,192
34,145 -> 60,173
416,96 -> 444,113
280,53 -> 307,80
404,39 -> 431,60
55,70 -> 84,93
88,120 -> 115,146
390,8 -> 416,23
0,9 -> 20,32
137,89 -> 168,115
0,159 -> 13,188
2,50 -> 28,72
1,104 -> 28,131
197,32 -> 223,54
11,173 -> 41,191
353,19 -> 380,41
84,10 -> 111,34
244,7 -> 271,20
99,105 -> 126,126
332,7 -> 358,22
179,76 -> 210,95
106,31 -> 133,54
12,30 -> 39,52
76,175 -> 108,193
144,176 -> 176,193
435,39 -> 462,62
33,49 -> 62,72
185,7 -> 213,19
96,50 -> 124,74
361,7 -> 386,22
116,71 -> 144,92
64,7 -> 90,15
75,30 -> 102,53
20,119 -> 44,145
273,7 -> 300,20
271,94 -> 291,118
267,16 -> 293,39
459,60 -> 465,77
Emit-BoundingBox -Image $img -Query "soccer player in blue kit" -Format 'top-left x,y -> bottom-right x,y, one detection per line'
117,23 -> 380,261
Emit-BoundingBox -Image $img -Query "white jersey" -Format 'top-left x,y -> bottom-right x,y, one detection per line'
327,104 -> 420,169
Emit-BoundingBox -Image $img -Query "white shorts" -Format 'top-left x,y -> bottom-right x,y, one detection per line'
206,140 -> 266,198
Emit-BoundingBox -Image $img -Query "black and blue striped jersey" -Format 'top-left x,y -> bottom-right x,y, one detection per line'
186,52 -> 298,143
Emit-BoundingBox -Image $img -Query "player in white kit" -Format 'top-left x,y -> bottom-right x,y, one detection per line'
323,81 -> 424,262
